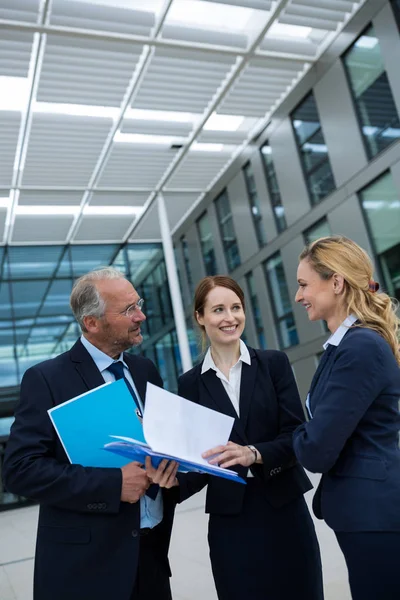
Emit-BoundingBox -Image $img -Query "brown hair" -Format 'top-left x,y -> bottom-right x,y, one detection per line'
193,276 -> 246,350
300,236 -> 400,365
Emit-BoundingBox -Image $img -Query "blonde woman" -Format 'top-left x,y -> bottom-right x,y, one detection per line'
294,236 -> 400,600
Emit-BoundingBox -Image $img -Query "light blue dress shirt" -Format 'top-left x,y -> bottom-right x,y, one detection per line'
80,335 -> 163,529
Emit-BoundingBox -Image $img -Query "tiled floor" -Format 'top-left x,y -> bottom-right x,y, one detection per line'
0,474 -> 351,600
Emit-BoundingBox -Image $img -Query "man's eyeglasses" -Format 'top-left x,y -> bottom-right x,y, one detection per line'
120,298 -> 145,318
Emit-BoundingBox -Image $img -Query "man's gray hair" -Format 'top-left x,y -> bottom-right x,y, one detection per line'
70,267 -> 126,332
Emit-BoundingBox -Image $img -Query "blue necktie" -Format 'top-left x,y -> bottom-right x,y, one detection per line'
107,361 -> 158,500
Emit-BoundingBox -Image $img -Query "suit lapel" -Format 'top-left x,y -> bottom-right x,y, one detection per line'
238,351 -> 257,432
70,339 -> 105,390
308,344 -> 335,412
201,369 -> 247,444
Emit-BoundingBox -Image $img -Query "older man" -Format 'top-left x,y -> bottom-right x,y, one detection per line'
3,267 -> 178,600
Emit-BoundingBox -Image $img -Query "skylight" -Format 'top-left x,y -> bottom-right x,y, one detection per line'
191,143 -> 224,152
269,23 -> 312,38
167,0 -> 262,34
0,197 -> 11,208
114,132 -> 184,145
0,77 -> 30,111
15,206 -> 78,216
33,102 -> 119,119
204,113 -> 244,132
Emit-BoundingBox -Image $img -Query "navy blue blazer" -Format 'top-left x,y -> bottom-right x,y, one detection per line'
177,347 -> 312,515
293,327 -> 400,532
2,339 -> 176,600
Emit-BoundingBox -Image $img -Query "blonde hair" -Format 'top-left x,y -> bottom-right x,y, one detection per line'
300,236 -> 400,365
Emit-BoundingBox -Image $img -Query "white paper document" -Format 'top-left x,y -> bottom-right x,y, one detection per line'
144,383 -> 234,468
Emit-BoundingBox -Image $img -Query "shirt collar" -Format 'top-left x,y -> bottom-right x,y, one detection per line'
80,335 -> 126,372
201,339 -> 251,374
323,314 -> 357,350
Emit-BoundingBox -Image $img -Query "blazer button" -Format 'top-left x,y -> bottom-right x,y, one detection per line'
87,503 -> 93,510
132,530 -> 138,538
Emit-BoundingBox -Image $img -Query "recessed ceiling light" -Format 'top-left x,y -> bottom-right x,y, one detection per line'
204,113 -> 244,131
125,108 -> 197,123
167,0 -> 259,33
33,102 -> 119,119
269,23 -> 312,38
83,206 -> 143,216
114,132 -> 183,145
0,76 -> 30,111
191,143 -> 224,152
15,206 -> 79,216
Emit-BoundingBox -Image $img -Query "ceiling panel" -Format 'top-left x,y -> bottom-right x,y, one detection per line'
0,209 -> 7,243
0,0 -> 40,24
73,215 -> 133,241
166,152 -> 233,190
132,48 -> 236,113
37,35 -> 143,106
0,30 -> 35,78
89,191 -> 150,206
18,191 -> 84,205
51,0 -> 155,37
98,145 -> 179,188
0,112 -> 21,187
219,56 -> 306,117
22,114 -> 112,187
11,215 -> 75,243
129,202 -> 160,241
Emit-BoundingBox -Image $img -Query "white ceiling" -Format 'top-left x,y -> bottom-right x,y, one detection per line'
0,0 -> 367,244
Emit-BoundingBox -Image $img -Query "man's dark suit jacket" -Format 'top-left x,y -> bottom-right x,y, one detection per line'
177,347 -> 312,513
293,327 -> 400,532
2,339 -> 176,600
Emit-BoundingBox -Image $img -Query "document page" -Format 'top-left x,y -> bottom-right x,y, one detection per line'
143,383 -> 234,466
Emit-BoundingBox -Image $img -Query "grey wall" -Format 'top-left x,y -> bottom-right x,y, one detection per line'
228,171 -> 259,263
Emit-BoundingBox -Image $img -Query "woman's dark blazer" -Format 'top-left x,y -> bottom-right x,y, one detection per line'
177,346 -> 312,515
293,327 -> 400,532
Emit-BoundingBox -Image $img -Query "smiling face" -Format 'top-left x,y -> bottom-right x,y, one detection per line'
295,258 -> 341,325
196,286 -> 245,349
83,278 -> 146,358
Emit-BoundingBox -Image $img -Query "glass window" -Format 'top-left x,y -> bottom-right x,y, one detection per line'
359,171 -> 400,301
245,272 -> 267,349
214,190 -> 241,272
155,330 -> 181,393
303,218 -> 332,244
243,163 -> 267,247
391,0 -> 400,32
264,253 -> 299,349
292,92 -> 336,206
197,212 -> 217,276
260,143 -> 287,233
180,236 -> 194,296
343,26 -> 400,159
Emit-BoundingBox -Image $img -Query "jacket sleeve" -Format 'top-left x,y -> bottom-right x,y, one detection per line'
252,351 -> 305,480
293,335 -> 386,473
2,366 -> 122,514
174,372 -> 209,503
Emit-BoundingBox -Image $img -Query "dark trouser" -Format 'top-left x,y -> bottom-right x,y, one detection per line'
335,531 -> 400,600
130,525 -> 172,600
208,478 -> 324,600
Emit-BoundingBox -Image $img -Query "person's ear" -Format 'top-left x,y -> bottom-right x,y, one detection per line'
83,315 -> 100,333
195,310 -> 204,326
332,274 -> 345,295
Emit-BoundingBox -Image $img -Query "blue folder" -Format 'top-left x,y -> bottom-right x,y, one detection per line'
103,438 -> 246,484
48,379 -> 146,468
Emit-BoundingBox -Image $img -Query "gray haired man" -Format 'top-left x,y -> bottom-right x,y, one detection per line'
3,267 -> 178,600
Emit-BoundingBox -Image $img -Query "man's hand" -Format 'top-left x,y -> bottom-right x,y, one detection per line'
145,457 -> 179,488
120,461 -> 150,503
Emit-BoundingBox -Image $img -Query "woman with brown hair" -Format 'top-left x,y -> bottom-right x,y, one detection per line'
176,275 -> 323,600
293,235 -> 400,600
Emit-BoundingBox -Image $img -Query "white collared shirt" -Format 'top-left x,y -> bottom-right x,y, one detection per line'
201,340 -> 253,477
201,339 -> 251,417
322,313 -> 358,350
